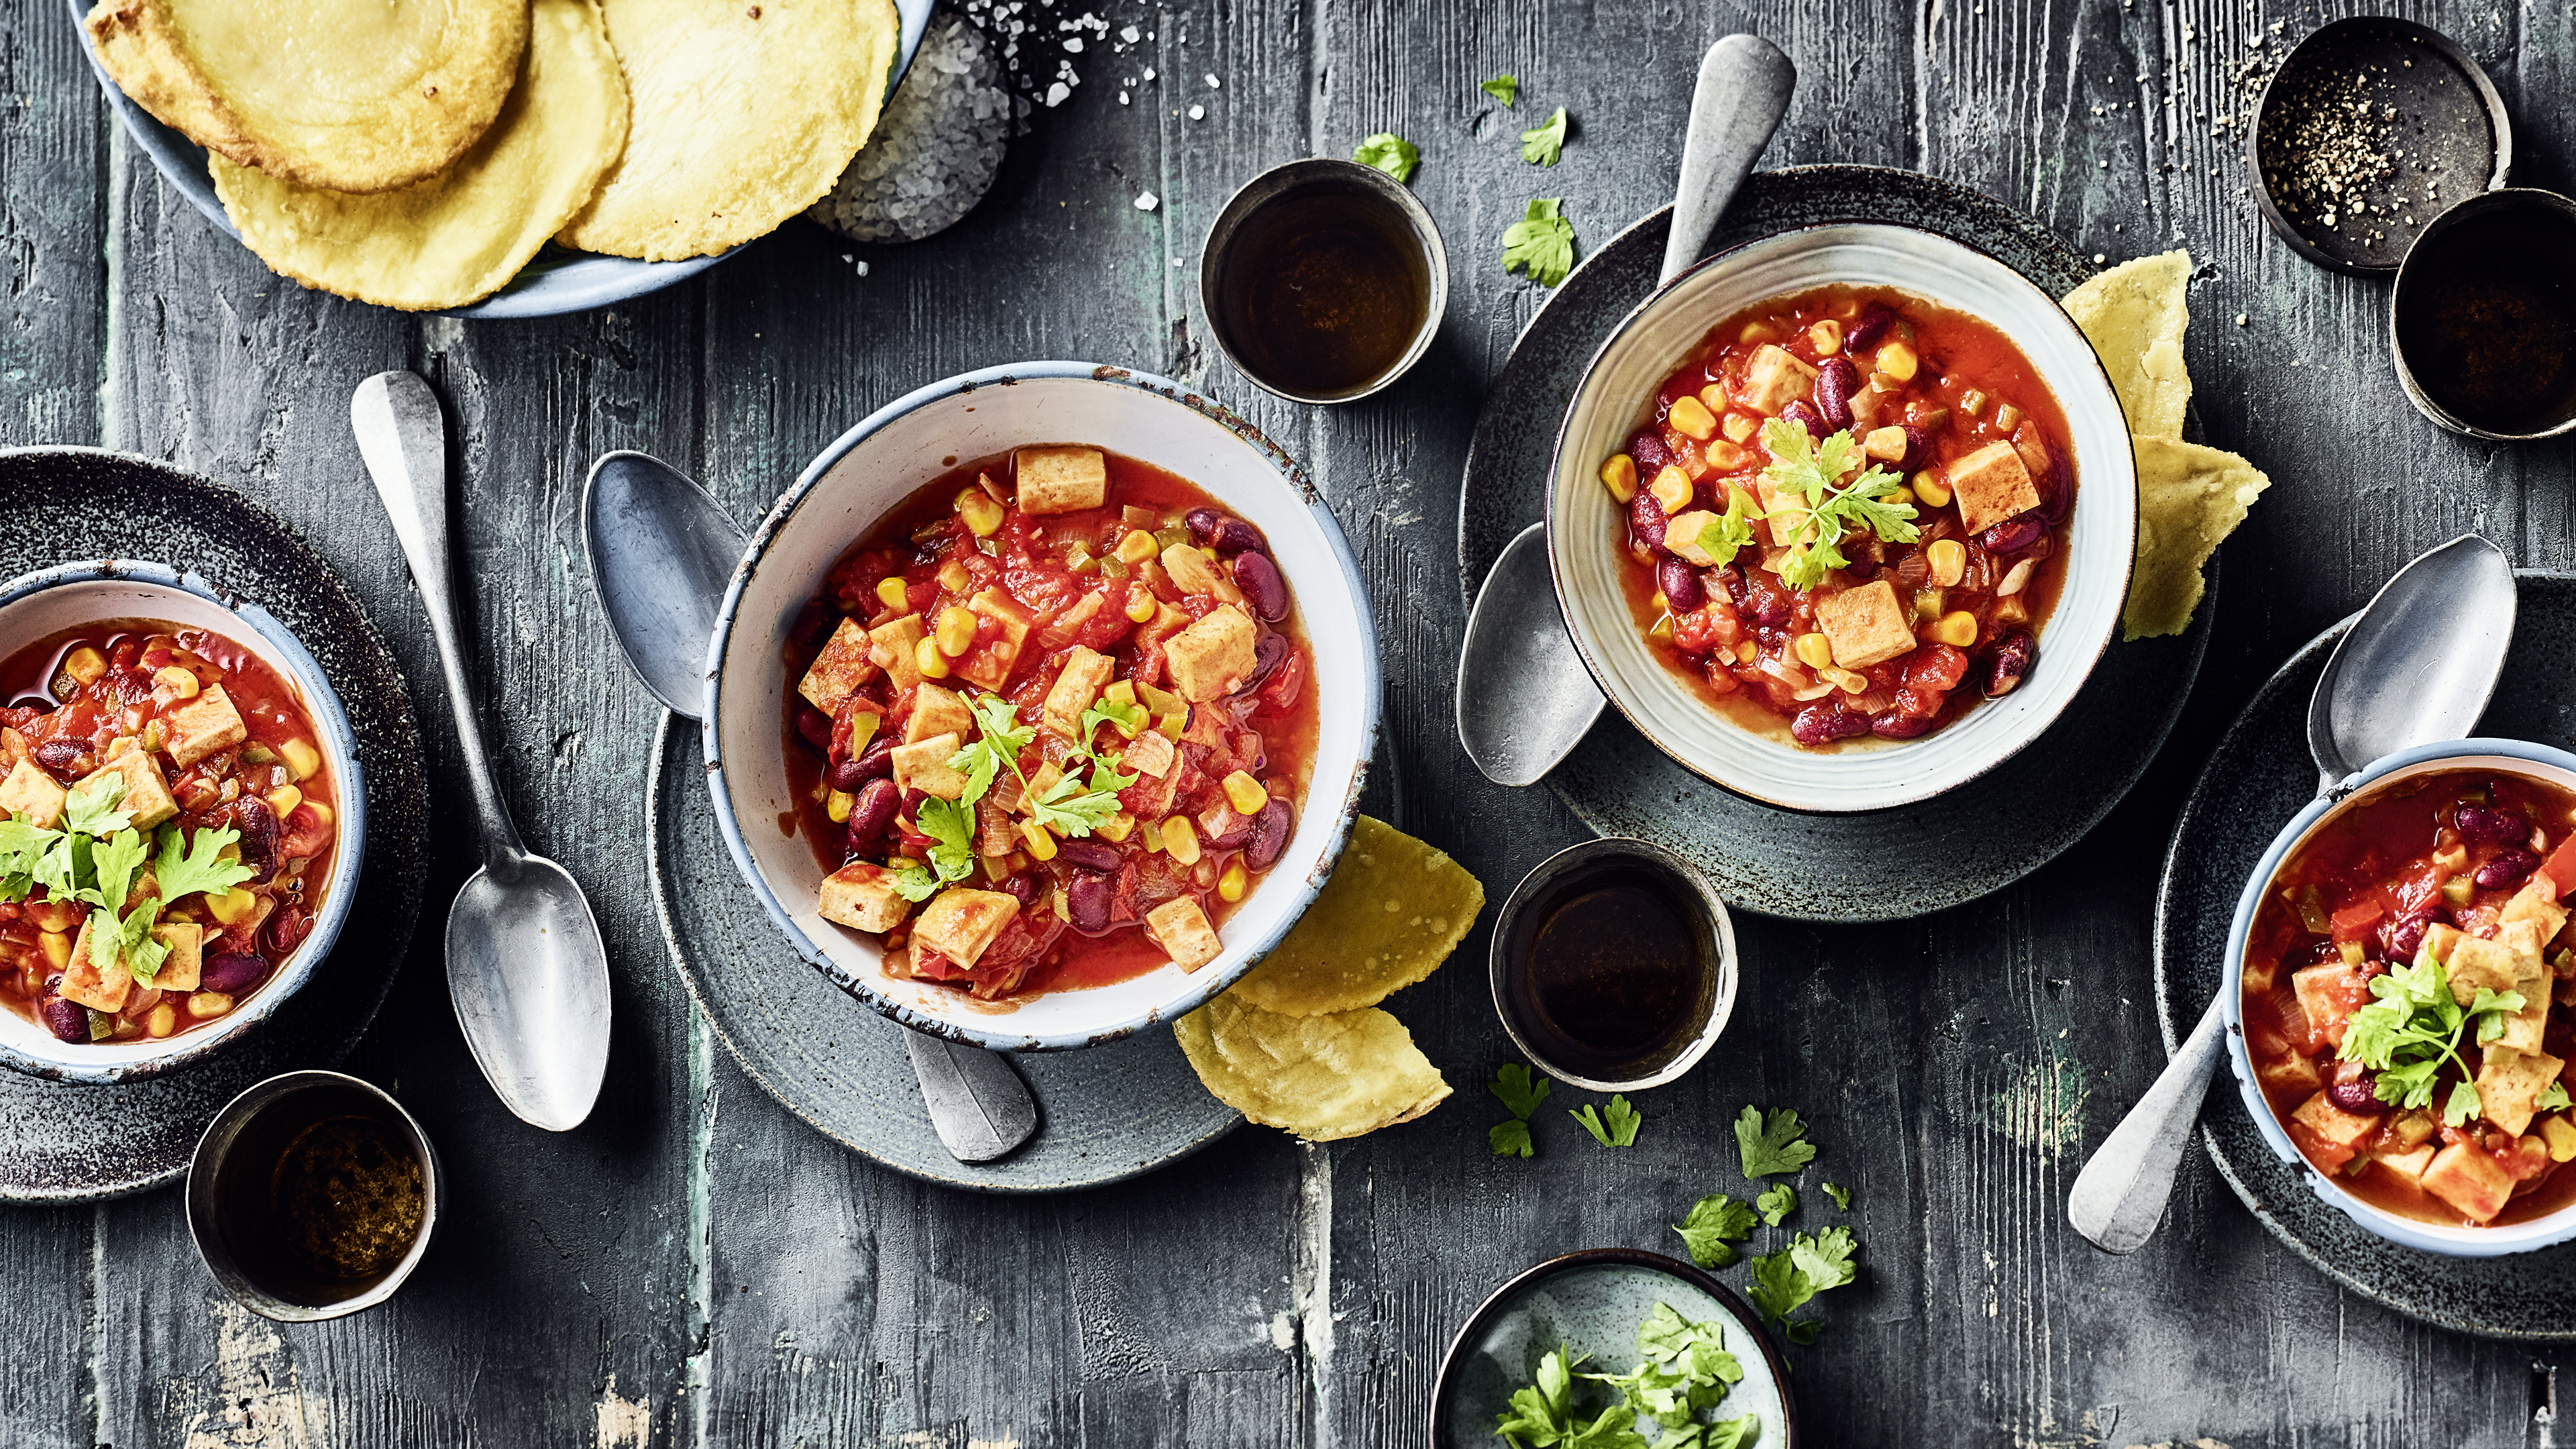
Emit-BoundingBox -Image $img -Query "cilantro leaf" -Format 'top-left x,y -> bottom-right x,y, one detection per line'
1520,105 -> 1569,166
1672,1193 -> 1758,1269
1691,490 -> 1759,572
1501,198 -> 1576,287
1758,421 -> 1916,592
1749,1229 -> 1861,1343
1746,1247 -> 1811,1328
1482,74 -> 1518,107
1790,1226 -> 1860,1293
61,774 -> 131,837
1490,1118 -> 1536,1158
80,828 -> 149,916
1489,1062 -> 1553,1119
1350,132 -> 1419,184
1702,1417 -> 1762,1449
1756,1183 -> 1796,1227
153,824 -> 254,904
2445,1078 -> 2485,1128
2544,1081 -> 2572,1113
1733,1105 -> 1819,1177
0,814 -> 63,902
2341,945 -> 2512,1122
890,863 -> 944,903
1822,1181 -> 1852,1211
1027,757 -> 1136,838
1078,694 -> 1148,749
948,695 -> 1035,804
1570,1095 -> 1640,1147
1497,1346 -> 1582,1447
891,797 -> 979,905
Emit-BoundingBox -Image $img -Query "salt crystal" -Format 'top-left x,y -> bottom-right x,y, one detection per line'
1045,81 -> 1069,107
1065,36 -> 1083,51
1135,191 -> 1158,211
855,260 -> 870,276
1188,104 -> 1204,120
2093,253 -> 2106,262
1120,23 -> 1138,41
1205,73 -> 1220,89
1118,91 -> 1129,104
1143,66 -> 1156,80
2235,313 -> 2247,327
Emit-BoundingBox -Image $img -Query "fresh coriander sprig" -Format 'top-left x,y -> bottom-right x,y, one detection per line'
1690,490 -> 1760,572
1733,1104 -> 1817,1177
2339,947 -> 2528,1126
1748,1227 -> 1860,1344
1672,1193 -> 1758,1269
1758,420 -> 1918,591
1487,1061 -> 1552,1159
1570,1093 -> 1642,1147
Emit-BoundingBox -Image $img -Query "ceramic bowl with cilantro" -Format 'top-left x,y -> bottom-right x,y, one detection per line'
1547,224 -> 2135,813
2226,743 -> 2576,1254
0,566 -> 360,1082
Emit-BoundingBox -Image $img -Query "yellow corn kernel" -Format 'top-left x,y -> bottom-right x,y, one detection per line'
1927,538 -> 1967,587
1931,610 -> 1979,647
1648,592 -> 1670,616
152,665 -> 201,701
1992,402 -> 2023,433
1738,321 -> 1778,346
1874,340 -> 1919,382
1114,529 -> 1159,566
1735,640 -> 1758,664
1123,589 -> 1159,623
38,930 -> 70,971
1650,466 -> 1695,515
1793,633 -> 1834,669
1957,388 -> 1989,418
265,785 -> 302,818
1721,411 -> 1760,444
1222,771 -> 1268,815
875,576 -> 911,610
1599,453 -> 1639,503
189,991 -> 234,1019
1887,484 -> 1917,506
1666,394 -> 1717,440
1808,319 -> 1844,354
206,888 -> 258,925
825,790 -> 855,822
1159,710 -> 1186,741
1995,596 -> 2031,627
1018,819 -> 1058,861
956,488 -> 1006,537
914,637 -> 951,680
1913,472 -> 1953,508
1097,810 -> 1136,844
936,559 -> 973,593
845,712 -> 880,760
1703,439 -> 1748,472
62,646 -> 107,684
934,606 -> 978,657
24,900 -> 76,933
1218,857 -> 1249,902
2544,1115 -> 2576,1163
146,1003 -> 176,1039
1647,615 -> 1677,645
1162,816 -> 1201,866
274,737 -> 319,782
1697,383 -> 1731,413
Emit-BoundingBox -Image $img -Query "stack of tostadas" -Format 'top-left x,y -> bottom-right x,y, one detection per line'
83,0 -> 900,309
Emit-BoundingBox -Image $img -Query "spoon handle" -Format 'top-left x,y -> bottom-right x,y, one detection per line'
351,371 -> 525,862
1660,34 -> 1797,287
2066,994 -> 2226,1253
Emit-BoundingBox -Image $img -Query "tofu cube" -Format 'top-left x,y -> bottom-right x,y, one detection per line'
1862,425 -> 1911,462
2502,880 -> 2571,947
959,589 -> 1034,692
1146,896 -> 1224,971
890,733 -> 969,800
162,684 -> 249,769
58,916 -> 129,1013
2291,960 -> 2370,1050
798,618 -> 881,713
870,613 -> 928,692
2289,1089 -> 2380,1171
1737,344 -> 1818,416
1815,579 -> 1917,669
2256,1051 -> 2324,1097
76,747 -> 178,830
2421,1140 -> 2516,1222
1751,476 -> 1811,549
1946,441 -> 2043,536
914,887 -> 1020,969
2445,932 -> 2530,1004
2475,1045 -> 2564,1137
2496,981 -> 2553,1055
1040,647 -> 1116,739
1164,606 -> 1258,702
0,757 -> 67,828
2373,1141 -> 2438,1181
905,683 -> 974,745
152,920 -> 203,992
817,861 -> 914,933
1014,445 -> 1109,516
1120,727 -> 1177,780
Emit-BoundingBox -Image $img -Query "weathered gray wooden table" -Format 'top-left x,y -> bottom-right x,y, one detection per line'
6,1 -> 2573,1443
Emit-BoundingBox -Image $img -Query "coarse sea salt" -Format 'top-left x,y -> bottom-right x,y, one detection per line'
1135,191 -> 1159,211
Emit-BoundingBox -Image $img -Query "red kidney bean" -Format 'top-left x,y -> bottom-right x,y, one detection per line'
1978,518 -> 2043,553
201,951 -> 272,995
1247,800 -> 1293,871
1055,838 -> 1121,873
1846,302 -> 1898,353
843,778 -> 900,857
1791,703 -> 1871,745
2454,804 -> 2531,846
32,739 -> 85,776
1232,634 -> 1288,698
1201,808 -> 1255,850
844,735 -> 897,784
1813,357 -> 1860,432
825,757 -> 871,792
796,706 -> 834,752
2381,907 -> 2450,961
233,796 -> 280,884
1984,632 -> 2036,698
2325,1073 -> 2381,1113
1657,559 -> 1705,612
264,905 -> 311,957
1232,551 -> 1289,622
998,873 -> 1041,906
1870,710 -> 1934,740
1183,507 -> 1225,543
1066,871 -> 1116,934
1900,424 -> 1936,472
2037,445 -> 2076,525
1629,490 -> 1669,551
1843,557 -> 1880,581
1777,400 -> 1823,439
1716,565 -> 1748,608
1627,430 -> 1674,474
41,997 -> 85,1042
1209,518 -> 1268,556
1739,570 -> 1793,628
2476,849 -> 2541,892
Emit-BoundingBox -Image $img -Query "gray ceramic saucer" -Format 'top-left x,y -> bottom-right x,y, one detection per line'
1458,165 -> 2213,922
2155,572 -> 2576,1340
1430,1247 -> 1796,1448
0,449 -> 428,1201
645,714 -> 1238,1192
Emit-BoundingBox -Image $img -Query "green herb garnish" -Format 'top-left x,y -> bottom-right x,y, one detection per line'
1690,489 -> 1760,571
5,773 -> 255,985
1481,74 -> 1519,107
1747,1227 -> 1860,1344
1757,420 -> 1918,591
1501,198 -> 1576,287
1754,1183 -> 1796,1227
892,796 -> 979,903
1350,132 -> 1419,184
1520,105 -> 1570,166
1571,1093 -> 1642,1147
1077,694 -> 1149,749
1585,1303 -> 1744,1436
1821,1181 -> 1852,1212
1672,1193 -> 1758,1269
1490,1118 -> 1537,1158
2338,945 -> 2528,1125
1026,756 -> 1137,839
1733,1105 -> 1818,1178
1490,1062 -> 1554,1118
1496,1345 -> 1644,1449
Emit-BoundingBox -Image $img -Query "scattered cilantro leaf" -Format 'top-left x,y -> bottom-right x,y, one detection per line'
2339,945 -> 2522,1125
1746,1247 -> 1811,1328
1570,1094 -> 1640,1147
1496,1345 -> 1586,1448
1701,1417 -> 1762,1449
1672,1193 -> 1758,1269
1790,1226 -> 1860,1293
1350,132 -> 1419,184
1491,1118 -> 1536,1158
1733,1105 -> 1819,1178
80,827 -> 149,917
949,695 -> 1035,804
1691,489 -> 1759,572
1028,757 -> 1136,838
1822,1181 -> 1852,1212
1748,1228 -> 1862,1344
1588,1305 -> 1740,1430
1758,421 -> 1917,591
1755,1183 -> 1796,1227
1520,105 -> 1570,166
1489,1062 -> 1553,1119
1501,198 -> 1576,287
152,822 -> 253,904
2545,1081 -> 2572,1113
1078,694 -> 1148,749
1482,74 -> 1519,107
0,814 -> 62,902
61,774 -> 131,837
890,797 -> 978,902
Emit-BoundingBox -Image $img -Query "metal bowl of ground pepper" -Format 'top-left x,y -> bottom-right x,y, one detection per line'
2248,17 -> 2512,276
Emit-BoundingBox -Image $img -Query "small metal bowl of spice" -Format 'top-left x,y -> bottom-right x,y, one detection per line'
2391,189 -> 2576,441
186,1070 -> 439,1322
2248,16 -> 2511,276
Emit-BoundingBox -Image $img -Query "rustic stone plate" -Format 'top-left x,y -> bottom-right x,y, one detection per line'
2156,571 -> 2576,1340
0,449 -> 427,1202
1457,164 -> 2213,922
645,714 -> 1239,1193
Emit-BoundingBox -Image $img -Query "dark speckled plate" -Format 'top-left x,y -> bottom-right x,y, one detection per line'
1458,166 -> 2212,922
645,714 -> 1237,1192
2157,572 -> 2576,1340
0,449 -> 427,1202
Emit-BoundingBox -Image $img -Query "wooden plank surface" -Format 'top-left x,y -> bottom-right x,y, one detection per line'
4,1 -> 2573,1445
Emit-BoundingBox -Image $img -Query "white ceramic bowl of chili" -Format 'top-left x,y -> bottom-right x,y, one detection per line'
703,363 -> 1380,1051
2223,739 -> 2576,1257
1548,223 -> 2138,813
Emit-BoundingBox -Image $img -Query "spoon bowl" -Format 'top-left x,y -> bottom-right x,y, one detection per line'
445,855 -> 612,1132
582,451 -> 742,719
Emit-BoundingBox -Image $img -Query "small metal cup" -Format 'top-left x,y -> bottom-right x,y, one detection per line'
186,1070 -> 441,1322
1487,837 -> 1739,1093
2390,188 -> 2576,441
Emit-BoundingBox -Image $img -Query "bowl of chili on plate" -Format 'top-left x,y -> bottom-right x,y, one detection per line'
0,562 -> 362,1083
1548,223 -> 2137,813
2226,740 -> 2576,1256
704,363 -> 1378,1051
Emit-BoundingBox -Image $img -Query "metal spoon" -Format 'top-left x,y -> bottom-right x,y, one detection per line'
1457,34 -> 1795,787
2068,533 -> 2516,1253
352,371 -> 612,1132
579,450 -> 1039,1164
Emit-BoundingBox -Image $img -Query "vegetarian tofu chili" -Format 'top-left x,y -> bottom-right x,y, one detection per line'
784,445 -> 1316,1001
0,621 -> 339,1045
2243,770 -> 2576,1228
1598,286 -> 2076,747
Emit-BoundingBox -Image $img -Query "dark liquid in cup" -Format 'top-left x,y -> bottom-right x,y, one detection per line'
2397,205 -> 2576,434
1502,865 -> 1714,1080
1215,189 -> 1430,398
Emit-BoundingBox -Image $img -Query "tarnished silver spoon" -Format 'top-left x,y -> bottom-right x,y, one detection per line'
579,450 -> 1039,1165
2068,533 -> 2516,1253
1457,34 -> 1796,787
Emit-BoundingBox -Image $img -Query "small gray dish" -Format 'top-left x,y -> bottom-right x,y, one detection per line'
1430,1248 -> 1796,1449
